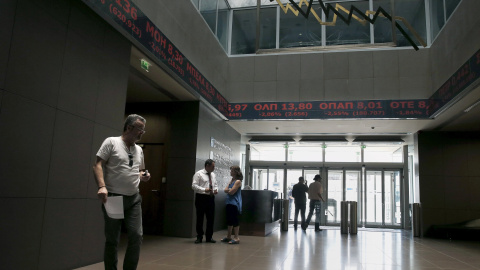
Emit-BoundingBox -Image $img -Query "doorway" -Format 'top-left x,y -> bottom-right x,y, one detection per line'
365,170 -> 402,227
251,165 -> 403,228
139,143 -> 167,234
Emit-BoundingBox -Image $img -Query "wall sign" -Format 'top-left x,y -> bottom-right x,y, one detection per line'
210,137 -> 232,189
228,99 -> 429,120
82,0 -> 229,117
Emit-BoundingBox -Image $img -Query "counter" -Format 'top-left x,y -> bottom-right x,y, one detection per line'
239,190 -> 281,236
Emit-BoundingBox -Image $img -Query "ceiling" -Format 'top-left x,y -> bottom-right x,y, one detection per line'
127,46 -> 480,145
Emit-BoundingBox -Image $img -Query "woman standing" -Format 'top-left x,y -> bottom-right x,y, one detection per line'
221,166 -> 243,244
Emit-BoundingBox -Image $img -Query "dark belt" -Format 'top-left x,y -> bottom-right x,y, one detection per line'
196,193 -> 215,197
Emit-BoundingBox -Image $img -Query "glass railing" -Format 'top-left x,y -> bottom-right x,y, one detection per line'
192,0 -> 461,54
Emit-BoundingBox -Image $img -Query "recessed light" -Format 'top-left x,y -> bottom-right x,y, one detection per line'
464,100 -> 480,113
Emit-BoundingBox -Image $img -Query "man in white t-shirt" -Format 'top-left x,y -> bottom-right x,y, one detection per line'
93,114 -> 151,270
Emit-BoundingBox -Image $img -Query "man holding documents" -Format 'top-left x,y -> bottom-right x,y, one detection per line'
93,114 -> 151,270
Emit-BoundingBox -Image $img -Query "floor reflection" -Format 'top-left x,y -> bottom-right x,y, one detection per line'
76,226 -> 480,270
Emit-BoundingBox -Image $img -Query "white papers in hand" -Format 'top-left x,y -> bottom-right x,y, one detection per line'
105,196 -> 124,219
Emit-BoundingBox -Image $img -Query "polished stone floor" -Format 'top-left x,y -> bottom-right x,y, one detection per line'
76,226 -> 480,270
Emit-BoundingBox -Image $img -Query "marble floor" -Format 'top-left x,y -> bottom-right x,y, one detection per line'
76,226 -> 480,270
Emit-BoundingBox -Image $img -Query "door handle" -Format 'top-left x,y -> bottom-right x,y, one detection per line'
151,190 -> 161,197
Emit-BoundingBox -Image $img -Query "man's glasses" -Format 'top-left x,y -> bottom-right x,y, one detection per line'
128,153 -> 133,167
130,125 -> 146,133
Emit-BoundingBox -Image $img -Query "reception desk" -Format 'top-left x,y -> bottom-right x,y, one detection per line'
240,190 -> 282,236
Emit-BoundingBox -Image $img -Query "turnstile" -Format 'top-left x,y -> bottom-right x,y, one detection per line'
340,201 -> 358,235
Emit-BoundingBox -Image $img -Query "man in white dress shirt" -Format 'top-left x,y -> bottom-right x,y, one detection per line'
192,159 -> 218,243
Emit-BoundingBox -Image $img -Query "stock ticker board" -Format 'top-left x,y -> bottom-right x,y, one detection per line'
83,0 -> 480,121
227,100 -> 430,120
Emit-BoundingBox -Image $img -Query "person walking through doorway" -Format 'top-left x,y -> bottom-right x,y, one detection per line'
303,174 -> 325,231
292,176 -> 309,230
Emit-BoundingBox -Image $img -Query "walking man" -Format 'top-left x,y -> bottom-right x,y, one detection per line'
93,114 -> 151,269
303,174 -> 325,231
291,176 -> 308,230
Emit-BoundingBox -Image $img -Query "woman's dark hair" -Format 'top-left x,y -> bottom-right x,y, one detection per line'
230,165 -> 243,180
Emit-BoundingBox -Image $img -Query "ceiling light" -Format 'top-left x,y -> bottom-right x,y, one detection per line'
352,136 -> 404,145
464,99 -> 480,113
249,136 -> 295,144
300,136 -> 348,143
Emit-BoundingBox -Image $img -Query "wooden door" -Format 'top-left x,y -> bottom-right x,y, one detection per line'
139,144 -> 166,234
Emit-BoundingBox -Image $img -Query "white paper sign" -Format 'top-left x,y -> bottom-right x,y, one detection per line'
104,196 -> 124,219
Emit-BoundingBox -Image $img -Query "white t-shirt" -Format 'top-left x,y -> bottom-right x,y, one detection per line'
96,136 -> 145,195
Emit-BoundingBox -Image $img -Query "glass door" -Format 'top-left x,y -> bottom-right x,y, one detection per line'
326,169 -> 361,225
346,170 -> 361,226
251,168 -> 268,190
326,170 -> 343,224
365,170 -> 402,227
251,166 -> 403,228
366,171 -> 383,226
286,169 -> 303,221
251,168 -> 284,195
269,169 -> 284,195
304,169 -> 320,184
303,169 -> 322,223
385,170 -> 401,226
345,170 -> 361,202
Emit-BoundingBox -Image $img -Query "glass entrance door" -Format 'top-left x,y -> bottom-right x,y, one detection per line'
251,168 -> 284,194
326,169 -> 361,225
366,171 -> 383,226
287,169 -> 320,222
385,170 -> 401,226
251,166 -> 403,228
326,170 -> 343,224
286,169 -> 303,221
251,168 -> 322,223
365,170 -> 402,227
303,169 -> 320,184
302,169 -> 322,223
345,170 -> 361,202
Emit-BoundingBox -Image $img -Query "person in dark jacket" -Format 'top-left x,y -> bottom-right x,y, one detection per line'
291,176 -> 309,230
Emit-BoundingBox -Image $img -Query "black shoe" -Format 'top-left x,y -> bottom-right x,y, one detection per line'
314,228 -> 322,232
194,238 -> 202,244
294,227 -> 297,230
205,238 -> 216,243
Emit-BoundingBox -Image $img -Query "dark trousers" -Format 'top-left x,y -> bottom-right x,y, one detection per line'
293,202 -> 306,228
305,200 -> 322,229
195,193 -> 215,240
102,193 -> 143,270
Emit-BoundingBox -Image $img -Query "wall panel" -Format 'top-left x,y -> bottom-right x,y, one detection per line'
0,1 -> 131,269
